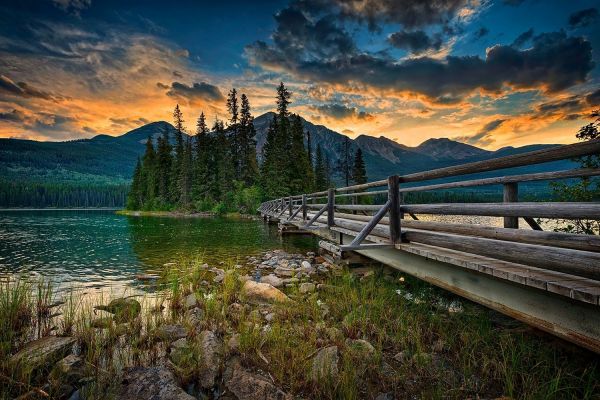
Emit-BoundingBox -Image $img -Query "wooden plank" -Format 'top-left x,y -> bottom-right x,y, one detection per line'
401,202 -> 600,219
403,229 -> 600,279
400,139 -> 600,183
524,217 -> 543,231
388,175 -> 401,244
398,168 -> 600,193
503,182 -> 519,228
347,201 -> 390,247
327,188 -> 335,227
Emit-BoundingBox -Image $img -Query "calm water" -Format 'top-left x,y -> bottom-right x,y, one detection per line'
0,210 -> 317,294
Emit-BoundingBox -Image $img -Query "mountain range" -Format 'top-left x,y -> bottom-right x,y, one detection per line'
0,112 -> 576,198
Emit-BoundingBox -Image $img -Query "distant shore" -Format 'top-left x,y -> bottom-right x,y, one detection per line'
0,207 -> 121,211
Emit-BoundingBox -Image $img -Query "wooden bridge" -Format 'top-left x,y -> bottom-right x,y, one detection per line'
259,140 -> 600,353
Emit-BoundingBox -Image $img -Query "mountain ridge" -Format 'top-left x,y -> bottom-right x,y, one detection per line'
0,113 -> 572,195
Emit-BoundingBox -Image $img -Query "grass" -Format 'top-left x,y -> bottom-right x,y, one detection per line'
0,259 -> 598,399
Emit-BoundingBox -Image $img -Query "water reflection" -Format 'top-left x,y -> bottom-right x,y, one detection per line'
0,210 -> 317,295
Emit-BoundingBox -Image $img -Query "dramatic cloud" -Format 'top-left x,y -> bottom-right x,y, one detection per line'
586,89 -> 600,107
312,103 -> 374,120
568,8 -> 599,29
321,0 -> 470,30
0,109 -> 27,122
388,30 -> 443,54
165,81 -> 225,104
52,0 -> 92,15
454,118 -> 506,146
511,28 -> 534,48
109,116 -> 150,127
247,29 -> 594,104
0,75 -> 59,101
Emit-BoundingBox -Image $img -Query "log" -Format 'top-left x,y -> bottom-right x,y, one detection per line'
401,202 -> 600,219
403,230 -> 600,280
398,168 -> 600,192
400,140 -> 600,183
503,182 -> 519,228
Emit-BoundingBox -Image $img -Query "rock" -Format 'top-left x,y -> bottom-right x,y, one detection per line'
117,366 -> 195,400
184,293 -> 199,309
95,298 -> 141,323
393,351 -> 409,363
11,336 -> 76,379
49,354 -> 84,385
241,280 -> 290,304
311,346 -> 339,382
299,283 -> 315,294
260,274 -> 283,288
169,338 -> 191,367
375,392 -> 394,400
282,277 -> 299,285
273,266 -> 295,277
185,307 -> 204,325
224,359 -> 290,400
198,330 -> 222,389
301,261 -> 311,269
227,334 -> 241,353
264,312 -> 275,322
345,339 -> 376,359
153,324 -> 187,342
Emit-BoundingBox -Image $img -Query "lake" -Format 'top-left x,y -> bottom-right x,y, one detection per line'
0,210 -> 318,295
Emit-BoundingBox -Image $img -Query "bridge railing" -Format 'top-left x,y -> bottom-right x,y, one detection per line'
259,140 -> 600,280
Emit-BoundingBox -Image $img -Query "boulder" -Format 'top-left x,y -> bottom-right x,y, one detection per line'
184,293 -> 199,309
227,334 -> 241,354
298,283 -> 315,294
49,354 -> 84,386
117,366 -> 195,400
153,324 -> 187,342
198,330 -> 222,389
273,266 -> 295,277
260,274 -> 283,288
95,298 -> 141,323
241,281 -> 290,304
224,359 -> 290,400
345,339 -> 376,359
311,346 -> 339,383
185,307 -> 204,325
10,336 -> 76,378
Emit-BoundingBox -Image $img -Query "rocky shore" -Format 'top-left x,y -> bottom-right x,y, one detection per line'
2,249 -> 598,399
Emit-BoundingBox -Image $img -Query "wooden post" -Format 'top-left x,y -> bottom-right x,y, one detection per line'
302,194 -> 307,221
288,196 -> 292,217
351,191 -> 357,215
388,175 -> 401,244
503,182 -> 518,229
280,198 -> 284,213
327,188 -> 335,227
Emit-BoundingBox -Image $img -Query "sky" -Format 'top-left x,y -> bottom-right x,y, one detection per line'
0,0 -> 599,149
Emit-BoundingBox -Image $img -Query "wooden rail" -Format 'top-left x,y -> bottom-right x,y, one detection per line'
259,139 -> 600,352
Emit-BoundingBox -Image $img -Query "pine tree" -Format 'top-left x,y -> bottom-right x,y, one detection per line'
276,82 -> 291,116
239,93 -> 259,185
141,137 -> 157,205
288,114 -> 314,194
336,136 -> 354,186
210,119 -> 235,200
352,148 -> 367,185
260,114 -> 288,197
178,137 -> 193,206
156,126 -> 172,202
193,112 -> 210,201
306,129 -> 312,168
314,144 -> 327,190
170,104 -> 185,203
227,88 -> 242,176
127,157 -> 143,209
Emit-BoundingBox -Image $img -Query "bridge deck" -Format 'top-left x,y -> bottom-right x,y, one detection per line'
258,139 -> 600,353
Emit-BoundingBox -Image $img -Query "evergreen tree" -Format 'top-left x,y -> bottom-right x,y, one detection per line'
126,157 -> 143,209
156,126 -> 172,202
170,104 -> 185,203
306,129 -> 312,168
210,119 -> 235,199
352,148 -> 367,185
239,93 -> 259,185
227,88 -> 242,176
276,82 -> 291,116
193,112 -> 210,201
260,115 -> 288,197
178,137 -> 193,206
141,137 -> 157,205
314,144 -> 327,190
288,114 -> 314,193
336,136 -> 354,186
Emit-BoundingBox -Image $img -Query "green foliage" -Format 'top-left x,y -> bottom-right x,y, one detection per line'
352,148 -> 367,185
550,109 -> 599,235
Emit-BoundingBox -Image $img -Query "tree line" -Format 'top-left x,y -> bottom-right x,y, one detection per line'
127,82 -> 368,213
